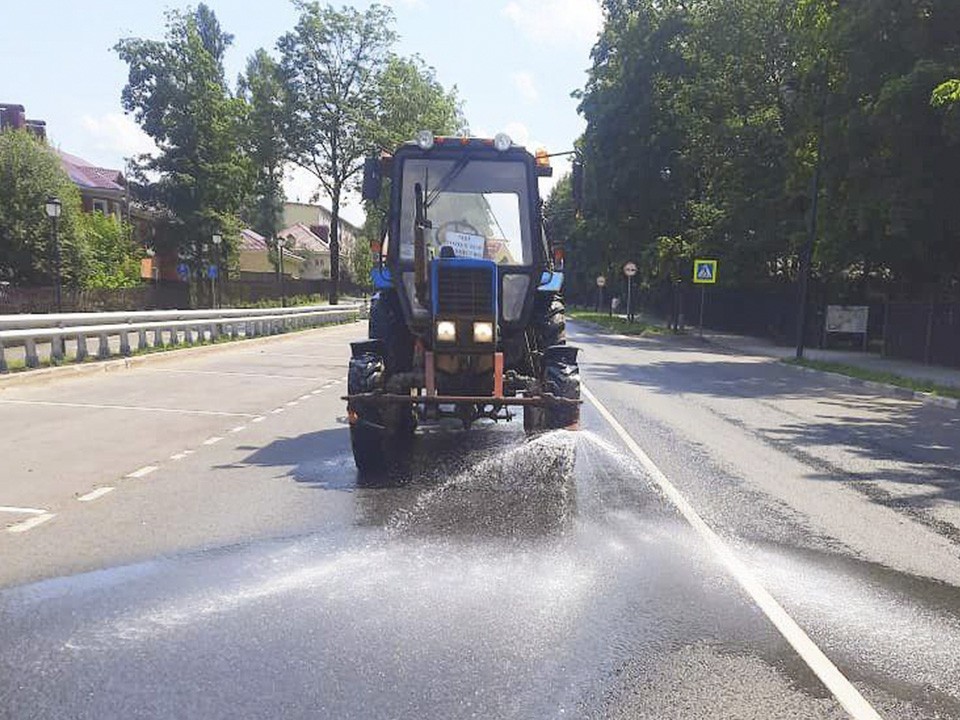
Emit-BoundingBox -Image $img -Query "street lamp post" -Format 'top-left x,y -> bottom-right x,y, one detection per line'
211,233 -> 222,309
45,197 -> 62,313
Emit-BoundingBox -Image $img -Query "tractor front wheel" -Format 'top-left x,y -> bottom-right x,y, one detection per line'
348,351 -> 388,473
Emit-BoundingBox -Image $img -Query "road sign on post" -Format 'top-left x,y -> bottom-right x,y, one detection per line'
623,262 -> 637,322
596,275 -> 606,313
693,259 -> 717,284
692,259 -> 718,337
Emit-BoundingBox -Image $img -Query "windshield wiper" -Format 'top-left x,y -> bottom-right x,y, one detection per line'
426,157 -> 470,208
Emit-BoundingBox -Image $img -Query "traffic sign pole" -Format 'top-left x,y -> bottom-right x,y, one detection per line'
622,262 -> 638,323
699,285 -> 705,337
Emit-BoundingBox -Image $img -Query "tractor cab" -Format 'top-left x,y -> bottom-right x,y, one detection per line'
346,131 -> 580,473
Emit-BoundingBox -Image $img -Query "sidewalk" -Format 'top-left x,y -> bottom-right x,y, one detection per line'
698,329 -> 960,391
576,310 -> 960,407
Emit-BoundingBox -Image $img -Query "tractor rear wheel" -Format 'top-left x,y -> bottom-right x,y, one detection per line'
532,292 -> 566,350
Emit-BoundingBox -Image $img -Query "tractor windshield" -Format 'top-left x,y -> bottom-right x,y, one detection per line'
398,158 -> 533,266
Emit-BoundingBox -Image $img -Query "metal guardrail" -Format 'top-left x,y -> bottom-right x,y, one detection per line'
0,303 -> 364,373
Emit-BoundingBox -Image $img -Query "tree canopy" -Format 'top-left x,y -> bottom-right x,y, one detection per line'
115,3 -> 250,282
278,2 -> 397,303
565,0 -> 960,303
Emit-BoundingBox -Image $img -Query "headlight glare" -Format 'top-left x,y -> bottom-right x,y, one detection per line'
473,321 -> 494,343
436,320 -> 456,342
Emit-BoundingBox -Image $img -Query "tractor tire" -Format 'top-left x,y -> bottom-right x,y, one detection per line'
533,293 -> 567,350
368,291 -> 413,374
543,347 -> 581,430
348,352 -> 388,473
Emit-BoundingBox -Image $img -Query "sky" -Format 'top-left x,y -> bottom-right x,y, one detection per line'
1,0 -> 602,226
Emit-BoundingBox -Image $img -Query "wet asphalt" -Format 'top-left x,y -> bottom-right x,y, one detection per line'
1,321 -> 959,719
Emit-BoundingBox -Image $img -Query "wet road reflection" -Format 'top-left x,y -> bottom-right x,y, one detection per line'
1,425 -> 958,719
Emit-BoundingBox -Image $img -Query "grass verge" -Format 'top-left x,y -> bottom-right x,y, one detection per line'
783,357 -> 960,400
568,310 -> 666,336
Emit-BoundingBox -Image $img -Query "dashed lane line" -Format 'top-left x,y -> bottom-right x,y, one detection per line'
7,513 -> 55,534
271,408 -> 285,415
230,425 -> 247,434
582,384 -> 884,720
0,399 -> 257,418
77,487 -> 115,503
203,436 -> 223,446
0,506 -> 47,516
286,400 -> 299,407
126,465 -> 159,479
141,369 -> 327,380
251,416 -> 265,423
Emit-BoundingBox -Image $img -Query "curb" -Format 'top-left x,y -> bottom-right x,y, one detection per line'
782,362 -> 960,411
0,319 -> 362,391
694,333 -> 960,413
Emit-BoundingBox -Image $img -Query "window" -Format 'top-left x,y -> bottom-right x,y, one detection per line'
91,199 -> 108,214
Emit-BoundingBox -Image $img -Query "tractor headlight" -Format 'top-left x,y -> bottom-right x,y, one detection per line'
473,321 -> 494,343
493,132 -> 512,151
436,320 -> 457,343
416,130 -> 435,150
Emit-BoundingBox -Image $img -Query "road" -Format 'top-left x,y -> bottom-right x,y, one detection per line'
1,320 -> 959,719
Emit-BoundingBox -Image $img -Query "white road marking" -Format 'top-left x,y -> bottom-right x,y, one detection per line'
299,394 -> 311,401
141,369 -> 324,380
0,399 -> 256,418
230,425 -> 246,434
0,506 -> 47,516
285,400 -> 299,407
582,384 -> 884,720
77,487 -> 115,502
7,513 -> 55,533
126,465 -> 159,479
310,389 -> 324,395
203,436 -> 223,446
251,416 -> 265,423
271,408 -> 285,415
170,452 -> 190,461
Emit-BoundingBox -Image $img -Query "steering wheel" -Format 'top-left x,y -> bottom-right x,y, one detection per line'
434,220 -> 482,250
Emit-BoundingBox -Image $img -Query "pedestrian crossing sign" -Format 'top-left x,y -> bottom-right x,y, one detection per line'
693,259 -> 718,284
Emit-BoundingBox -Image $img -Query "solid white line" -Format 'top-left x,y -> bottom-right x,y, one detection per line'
203,436 -> 223,446
77,487 -> 115,502
0,506 -> 47,515
0,399 -> 256,418
581,384 -> 883,720
7,513 -> 55,533
126,465 -> 159,479
230,425 -> 246,434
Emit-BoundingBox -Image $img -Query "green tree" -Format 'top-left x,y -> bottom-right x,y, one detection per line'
76,212 -> 143,289
0,129 -> 85,286
115,3 -> 250,302
278,1 -> 397,304
238,48 -> 287,264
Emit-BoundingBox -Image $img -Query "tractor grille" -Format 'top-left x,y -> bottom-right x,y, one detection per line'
437,266 -> 494,316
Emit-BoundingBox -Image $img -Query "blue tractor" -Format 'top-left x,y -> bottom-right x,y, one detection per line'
345,131 -> 580,472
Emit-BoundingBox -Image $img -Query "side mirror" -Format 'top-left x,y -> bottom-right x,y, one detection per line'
361,157 -> 382,201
